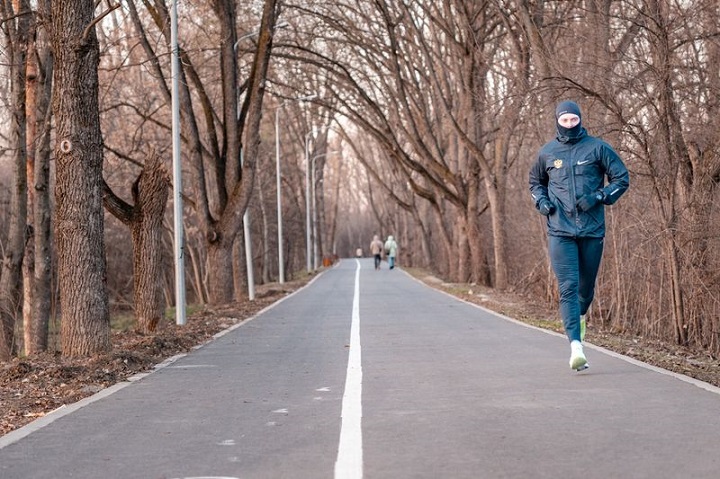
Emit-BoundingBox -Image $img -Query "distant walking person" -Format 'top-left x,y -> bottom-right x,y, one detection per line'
384,235 -> 398,270
529,100 -> 629,371
370,235 -> 384,270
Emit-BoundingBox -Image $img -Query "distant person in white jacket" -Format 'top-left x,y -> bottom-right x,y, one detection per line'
384,235 -> 398,270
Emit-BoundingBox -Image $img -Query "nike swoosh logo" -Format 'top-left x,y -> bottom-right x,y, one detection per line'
577,160 -> 590,165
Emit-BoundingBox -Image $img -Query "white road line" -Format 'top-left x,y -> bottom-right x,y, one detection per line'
334,260 -> 363,479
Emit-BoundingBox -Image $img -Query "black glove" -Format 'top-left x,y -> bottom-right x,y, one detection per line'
538,199 -> 556,216
576,191 -> 604,212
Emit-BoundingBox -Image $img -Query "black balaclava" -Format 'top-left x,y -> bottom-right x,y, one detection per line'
555,100 -> 584,142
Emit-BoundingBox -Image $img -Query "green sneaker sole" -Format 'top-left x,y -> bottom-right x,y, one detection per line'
570,355 -> 588,370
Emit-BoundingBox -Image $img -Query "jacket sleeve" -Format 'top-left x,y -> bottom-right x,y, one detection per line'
529,153 -> 550,210
598,144 -> 629,205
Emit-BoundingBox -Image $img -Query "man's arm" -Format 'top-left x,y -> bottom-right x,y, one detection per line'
599,144 -> 630,205
529,154 -> 554,214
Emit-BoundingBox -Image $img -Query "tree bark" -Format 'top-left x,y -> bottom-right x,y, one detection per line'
207,240 -> 236,302
130,155 -> 169,333
103,153 -> 169,334
22,14 -> 37,355
52,0 -> 110,356
27,0 -> 53,354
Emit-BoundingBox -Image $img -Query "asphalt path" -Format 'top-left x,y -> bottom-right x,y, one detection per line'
1,258 -> 720,479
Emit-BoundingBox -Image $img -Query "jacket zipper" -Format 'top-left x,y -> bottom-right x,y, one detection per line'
568,146 -> 580,236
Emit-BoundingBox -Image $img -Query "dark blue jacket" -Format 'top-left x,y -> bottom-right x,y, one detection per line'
529,128 -> 629,238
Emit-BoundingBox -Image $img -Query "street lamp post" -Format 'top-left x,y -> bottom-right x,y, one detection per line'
275,94 -> 316,284
312,157 -> 318,270
275,109 -> 284,283
305,131 -> 313,273
170,0 -> 186,325
234,37 -> 256,301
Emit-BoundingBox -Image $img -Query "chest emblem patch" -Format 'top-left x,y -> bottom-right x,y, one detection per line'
553,159 -> 563,169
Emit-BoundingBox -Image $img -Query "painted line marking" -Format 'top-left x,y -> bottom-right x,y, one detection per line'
166,364 -> 217,369
334,259 -> 363,478
171,476 -> 240,479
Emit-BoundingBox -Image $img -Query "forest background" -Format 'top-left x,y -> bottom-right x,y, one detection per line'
1,0 -> 719,367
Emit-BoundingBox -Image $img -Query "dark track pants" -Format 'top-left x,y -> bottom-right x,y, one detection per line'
548,235 -> 604,342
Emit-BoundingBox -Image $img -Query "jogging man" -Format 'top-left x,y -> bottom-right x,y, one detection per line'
529,100 -> 629,371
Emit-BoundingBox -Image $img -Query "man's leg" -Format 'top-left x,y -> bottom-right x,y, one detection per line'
548,236 -> 581,342
577,237 -> 604,316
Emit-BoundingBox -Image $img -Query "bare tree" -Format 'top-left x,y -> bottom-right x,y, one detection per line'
125,0 -> 280,304
103,152 -> 169,333
25,0 -> 53,354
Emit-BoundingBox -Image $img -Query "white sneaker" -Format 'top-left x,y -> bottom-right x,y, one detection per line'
569,340 -> 588,371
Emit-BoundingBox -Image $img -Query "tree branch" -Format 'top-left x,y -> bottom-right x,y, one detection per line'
82,3 -> 120,41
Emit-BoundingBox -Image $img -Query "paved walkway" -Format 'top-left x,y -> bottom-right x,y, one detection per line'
1,258 -> 720,478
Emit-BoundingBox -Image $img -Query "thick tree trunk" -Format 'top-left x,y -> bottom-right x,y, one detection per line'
130,155 -> 169,333
103,153 -> 170,333
23,29 -> 37,355
30,107 -> 52,354
208,241 -> 235,302
28,11 -> 53,354
52,0 -> 110,356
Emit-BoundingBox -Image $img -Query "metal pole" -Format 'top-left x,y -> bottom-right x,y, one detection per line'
312,157 -> 318,270
244,209 -> 255,300
275,108 -> 285,284
171,0 -> 186,325
241,149 -> 255,300
235,34 -> 258,300
305,133 -> 312,273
